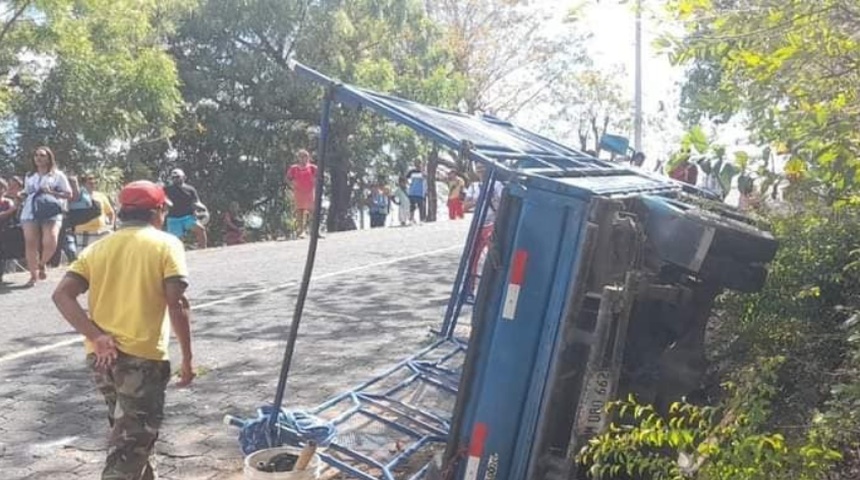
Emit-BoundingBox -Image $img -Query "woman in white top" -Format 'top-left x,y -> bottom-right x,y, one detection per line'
21,146 -> 73,286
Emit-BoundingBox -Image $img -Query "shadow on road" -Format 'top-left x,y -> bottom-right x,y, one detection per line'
0,252 -> 460,479
0,282 -> 33,294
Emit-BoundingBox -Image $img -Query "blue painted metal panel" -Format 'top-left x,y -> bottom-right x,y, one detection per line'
509,190 -> 591,479
453,183 -> 591,480
600,133 -> 631,156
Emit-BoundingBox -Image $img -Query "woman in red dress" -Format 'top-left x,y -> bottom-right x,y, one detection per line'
285,149 -> 318,239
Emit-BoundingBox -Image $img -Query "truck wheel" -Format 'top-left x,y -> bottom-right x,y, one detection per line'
637,196 -> 778,273
699,254 -> 769,293
681,206 -> 778,264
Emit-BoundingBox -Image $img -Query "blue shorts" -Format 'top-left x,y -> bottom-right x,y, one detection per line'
166,215 -> 198,238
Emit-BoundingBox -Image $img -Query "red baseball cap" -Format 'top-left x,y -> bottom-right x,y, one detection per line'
119,180 -> 171,210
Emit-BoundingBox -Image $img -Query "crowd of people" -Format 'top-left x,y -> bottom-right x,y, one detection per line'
362,159 -> 488,229
0,147 -> 214,287
0,145 -> 500,288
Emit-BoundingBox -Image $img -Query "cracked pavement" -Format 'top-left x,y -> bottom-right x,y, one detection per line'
0,220 -> 469,479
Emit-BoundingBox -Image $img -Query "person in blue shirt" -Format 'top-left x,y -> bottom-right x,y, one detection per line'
406,160 -> 427,224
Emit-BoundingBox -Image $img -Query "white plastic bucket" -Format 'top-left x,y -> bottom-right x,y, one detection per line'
244,446 -> 321,480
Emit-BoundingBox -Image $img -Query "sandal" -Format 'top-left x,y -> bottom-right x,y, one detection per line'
25,276 -> 37,287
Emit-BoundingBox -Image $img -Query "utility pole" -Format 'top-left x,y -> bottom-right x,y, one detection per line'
634,0 -> 643,152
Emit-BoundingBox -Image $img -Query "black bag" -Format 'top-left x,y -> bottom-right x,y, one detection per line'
67,199 -> 102,227
32,191 -> 63,220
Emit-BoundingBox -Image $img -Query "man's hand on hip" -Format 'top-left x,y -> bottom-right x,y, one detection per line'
92,334 -> 118,369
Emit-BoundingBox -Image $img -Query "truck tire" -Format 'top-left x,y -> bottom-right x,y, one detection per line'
680,206 -> 778,264
699,254 -> 769,293
638,196 -> 777,271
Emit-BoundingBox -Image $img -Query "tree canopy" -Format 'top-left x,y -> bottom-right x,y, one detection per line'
0,0 -> 195,173
663,0 -> 860,201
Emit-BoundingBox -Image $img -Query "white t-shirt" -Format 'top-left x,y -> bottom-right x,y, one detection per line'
21,170 -> 72,221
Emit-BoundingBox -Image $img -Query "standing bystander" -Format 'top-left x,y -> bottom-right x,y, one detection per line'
367,176 -> 391,228
406,161 -> 427,223
20,147 -> 73,286
445,170 -> 465,220
165,169 -> 207,249
0,178 -> 18,283
75,173 -> 116,249
285,149 -> 318,239
52,180 -> 194,480
392,176 -> 411,227
463,163 -> 503,293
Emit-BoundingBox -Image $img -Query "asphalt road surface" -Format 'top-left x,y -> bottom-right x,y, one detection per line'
0,219 -> 470,479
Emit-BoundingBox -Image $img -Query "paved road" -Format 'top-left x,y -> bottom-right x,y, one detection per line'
0,220 -> 470,479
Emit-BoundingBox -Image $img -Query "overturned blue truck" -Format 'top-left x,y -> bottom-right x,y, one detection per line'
229,61 -> 778,480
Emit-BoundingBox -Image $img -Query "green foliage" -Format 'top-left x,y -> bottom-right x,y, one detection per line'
665,126 -> 752,199
581,358 -> 840,480
665,0 -> 860,199
714,205 -> 860,476
2,0 -> 194,170
166,0 -> 465,235
582,203 -> 860,479
542,67 -> 632,154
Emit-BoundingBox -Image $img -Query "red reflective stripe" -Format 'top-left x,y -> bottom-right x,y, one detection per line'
510,250 -> 528,285
469,422 -> 488,457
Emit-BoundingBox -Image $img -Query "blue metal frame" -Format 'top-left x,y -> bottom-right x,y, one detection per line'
446,184 -> 593,480
233,61 -> 705,480
276,338 -> 467,480
439,165 -> 499,338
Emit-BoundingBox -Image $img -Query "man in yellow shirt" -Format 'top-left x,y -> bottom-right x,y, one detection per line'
74,173 -> 116,249
53,180 -> 194,480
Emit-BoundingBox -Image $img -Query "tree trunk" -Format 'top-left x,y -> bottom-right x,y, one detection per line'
426,144 -> 439,222
325,114 -> 358,232
327,158 -> 354,232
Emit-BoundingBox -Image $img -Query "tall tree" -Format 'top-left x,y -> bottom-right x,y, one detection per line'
425,0 -> 589,117
168,0 -> 463,233
664,0 -> 860,201
541,67 -> 632,155
1,0 -> 194,173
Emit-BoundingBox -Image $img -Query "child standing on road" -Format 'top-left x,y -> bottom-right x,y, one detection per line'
367,176 -> 391,229
392,176 -> 411,227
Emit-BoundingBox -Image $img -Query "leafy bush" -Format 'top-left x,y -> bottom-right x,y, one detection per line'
580,358 -> 840,480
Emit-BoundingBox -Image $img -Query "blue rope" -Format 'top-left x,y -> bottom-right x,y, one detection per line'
235,406 -> 337,455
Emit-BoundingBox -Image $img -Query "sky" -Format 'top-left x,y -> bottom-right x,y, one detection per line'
547,0 -> 753,163
576,0 -> 686,161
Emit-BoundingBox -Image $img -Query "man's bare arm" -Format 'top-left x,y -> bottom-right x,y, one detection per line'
165,279 -> 194,386
53,274 -> 118,367
52,274 -> 103,341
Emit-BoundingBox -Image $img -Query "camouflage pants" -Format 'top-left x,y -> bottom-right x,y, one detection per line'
88,352 -> 171,480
